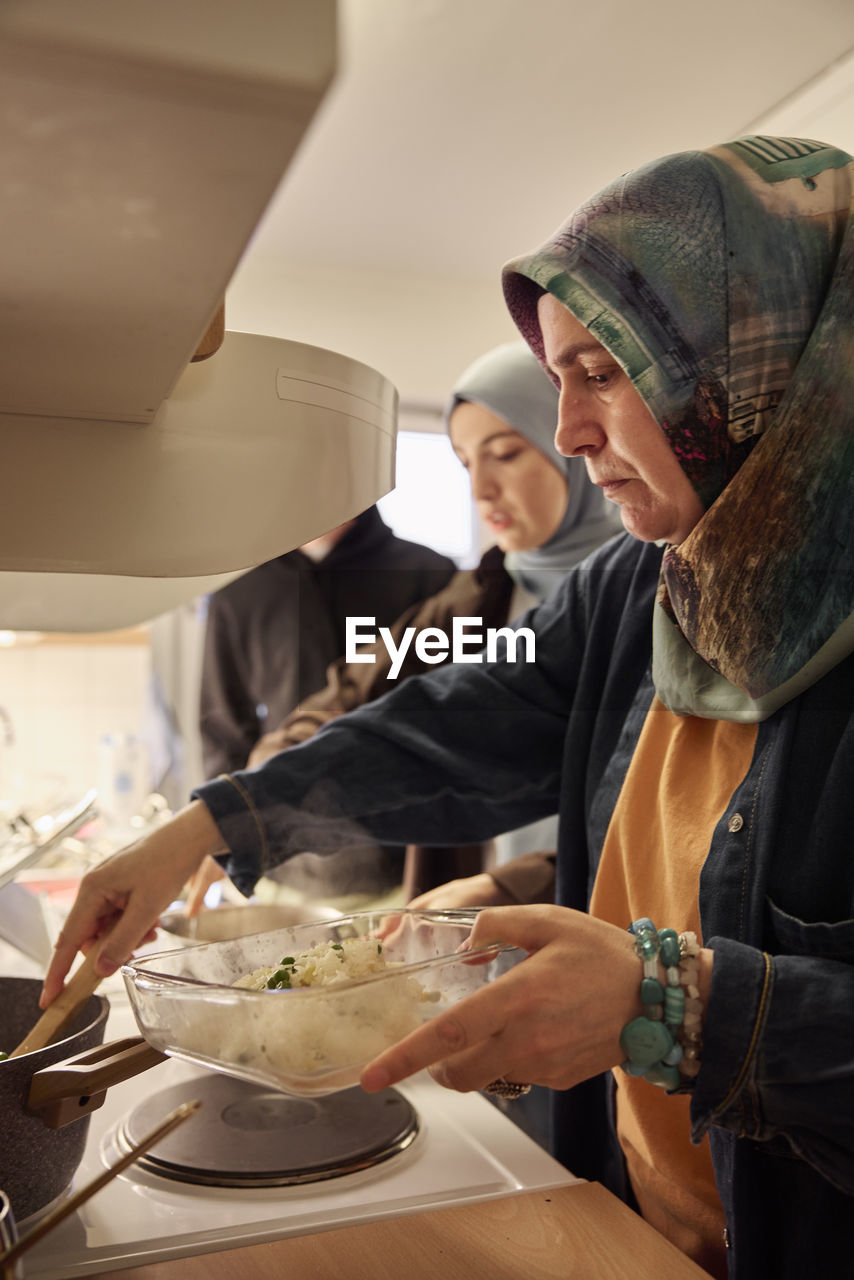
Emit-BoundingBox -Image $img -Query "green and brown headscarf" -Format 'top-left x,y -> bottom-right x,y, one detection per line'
502,136 -> 854,720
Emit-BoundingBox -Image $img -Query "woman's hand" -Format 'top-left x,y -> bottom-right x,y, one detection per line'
361,904 -> 639,1095
407,873 -> 517,911
246,736 -> 281,768
377,877 -> 516,947
184,854 -> 227,916
40,800 -> 224,1007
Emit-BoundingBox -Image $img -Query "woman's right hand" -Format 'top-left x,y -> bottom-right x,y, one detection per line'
407,873 -> 517,912
40,800 -> 224,1007
362,904 -> 642,1096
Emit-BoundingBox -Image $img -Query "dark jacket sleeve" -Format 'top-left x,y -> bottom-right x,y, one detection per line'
191,535 -> 649,895
194,575 -> 585,894
689,659 -> 854,1194
692,938 -> 854,1195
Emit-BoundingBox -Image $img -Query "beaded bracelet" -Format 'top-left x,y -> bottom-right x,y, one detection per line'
619,918 -> 703,1089
677,933 -> 703,1082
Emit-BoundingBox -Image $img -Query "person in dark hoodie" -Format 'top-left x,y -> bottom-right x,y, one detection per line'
198,505 -> 455,778
198,506 -> 455,897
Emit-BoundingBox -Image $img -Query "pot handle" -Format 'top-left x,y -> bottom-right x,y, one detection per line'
27,1037 -> 167,1129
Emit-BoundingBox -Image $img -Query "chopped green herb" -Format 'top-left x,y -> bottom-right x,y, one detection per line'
0,1050 -> 8,1061
331,943 -> 343,951
266,967 -> 293,989
280,956 -> 295,965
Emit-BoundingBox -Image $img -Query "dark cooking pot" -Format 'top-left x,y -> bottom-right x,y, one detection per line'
0,977 -> 108,1223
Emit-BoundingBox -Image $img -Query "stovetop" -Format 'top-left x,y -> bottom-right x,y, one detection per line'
114,1071 -> 421,1187
23,996 -> 577,1278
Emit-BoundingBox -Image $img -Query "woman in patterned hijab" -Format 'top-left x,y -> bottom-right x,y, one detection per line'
367,135 -> 854,1277
482,137 -> 853,1276
43,138 -> 854,1280
503,134 -> 854,721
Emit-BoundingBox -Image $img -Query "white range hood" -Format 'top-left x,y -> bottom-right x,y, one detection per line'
0,333 -> 397,630
0,0 -> 398,631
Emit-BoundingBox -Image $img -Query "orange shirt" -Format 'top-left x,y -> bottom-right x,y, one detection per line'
589,696 -> 757,1278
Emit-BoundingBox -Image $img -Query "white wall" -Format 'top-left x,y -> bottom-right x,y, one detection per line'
0,638 -> 150,809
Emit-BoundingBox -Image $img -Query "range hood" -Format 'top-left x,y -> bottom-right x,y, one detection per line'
0,333 -> 396,630
0,0 -> 398,631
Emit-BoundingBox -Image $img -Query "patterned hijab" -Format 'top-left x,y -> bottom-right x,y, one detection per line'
448,341 -> 621,600
503,136 -> 854,720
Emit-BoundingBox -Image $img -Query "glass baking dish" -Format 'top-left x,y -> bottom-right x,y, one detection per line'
122,909 -> 523,1096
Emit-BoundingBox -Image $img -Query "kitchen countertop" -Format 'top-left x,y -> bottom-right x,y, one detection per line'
95,1182 -> 710,1279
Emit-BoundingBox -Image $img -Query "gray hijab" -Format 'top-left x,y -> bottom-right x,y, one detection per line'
448,341 -> 622,600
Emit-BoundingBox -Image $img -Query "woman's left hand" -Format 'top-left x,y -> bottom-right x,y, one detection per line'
406,873 -> 517,912
360,904 -> 640,1095
184,854 -> 227,917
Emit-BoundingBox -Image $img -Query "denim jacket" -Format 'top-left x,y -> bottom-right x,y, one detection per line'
196,533 -> 854,1278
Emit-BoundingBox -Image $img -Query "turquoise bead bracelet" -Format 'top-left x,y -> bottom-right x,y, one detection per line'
619,919 -> 703,1090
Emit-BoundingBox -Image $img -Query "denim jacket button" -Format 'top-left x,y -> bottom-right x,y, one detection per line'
728,812 -> 744,833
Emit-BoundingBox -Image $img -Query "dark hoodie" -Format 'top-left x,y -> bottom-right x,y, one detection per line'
199,506 -> 455,777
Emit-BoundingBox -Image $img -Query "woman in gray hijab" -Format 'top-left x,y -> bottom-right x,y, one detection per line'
450,340 -> 619,607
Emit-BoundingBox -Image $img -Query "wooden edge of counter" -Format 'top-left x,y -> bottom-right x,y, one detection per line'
93,1182 -> 712,1280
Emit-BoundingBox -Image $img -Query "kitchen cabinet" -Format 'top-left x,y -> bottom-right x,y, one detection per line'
96,1183 -> 710,1279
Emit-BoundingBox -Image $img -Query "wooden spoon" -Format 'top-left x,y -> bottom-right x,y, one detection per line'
8,951 -> 103,1059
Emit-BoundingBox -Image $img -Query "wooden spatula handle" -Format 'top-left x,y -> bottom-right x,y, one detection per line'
29,1036 -> 164,1104
28,1036 -> 167,1128
9,951 -> 103,1058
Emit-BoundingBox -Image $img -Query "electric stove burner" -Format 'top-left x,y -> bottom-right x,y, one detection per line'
116,1074 -> 419,1188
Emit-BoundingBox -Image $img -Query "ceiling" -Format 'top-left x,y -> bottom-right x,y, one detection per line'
239,0 -> 854,288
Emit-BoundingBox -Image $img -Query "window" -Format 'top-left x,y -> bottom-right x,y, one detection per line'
378,428 -> 478,567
